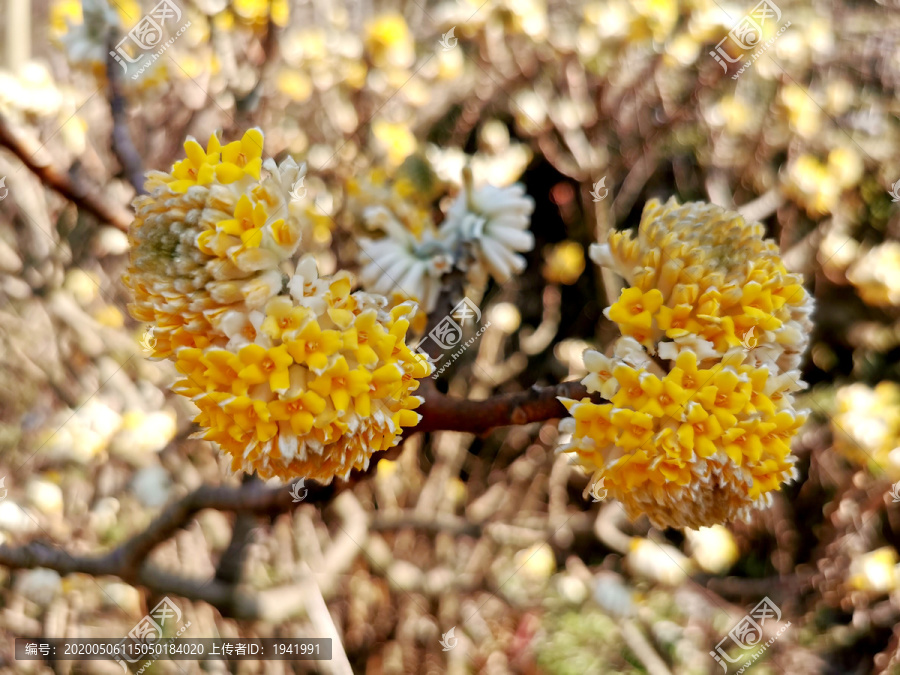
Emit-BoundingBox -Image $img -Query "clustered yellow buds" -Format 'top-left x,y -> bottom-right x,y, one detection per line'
125,130 -> 432,482
560,199 -> 814,529
124,129 -> 304,360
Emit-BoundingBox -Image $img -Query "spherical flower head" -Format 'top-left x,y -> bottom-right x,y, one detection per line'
127,132 -> 434,483
439,178 -> 536,283
559,199 -> 813,529
178,255 -> 432,483
124,129 -> 305,360
592,198 -> 813,370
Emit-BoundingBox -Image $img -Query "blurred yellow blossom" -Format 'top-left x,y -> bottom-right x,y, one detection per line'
543,241 -> 586,285
365,15 -> 415,70
832,382 -> 900,479
847,243 -> 900,307
93,305 -> 124,328
515,543 -> 556,580
232,0 -> 289,27
785,154 -> 841,216
685,525 -> 739,574
780,84 -> 822,138
50,0 -> 83,37
277,70 -> 314,102
372,120 -> 417,167
849,547 -> 900,594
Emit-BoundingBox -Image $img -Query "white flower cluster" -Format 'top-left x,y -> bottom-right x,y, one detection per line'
354,169 -> 535,312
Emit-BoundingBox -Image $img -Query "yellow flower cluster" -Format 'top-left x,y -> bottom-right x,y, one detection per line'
560,199 -> 813,529
125,130 -> 431,482
594,198 -> 812,371
174,258 -> 430,481
833,382 -> 900,481
124,129 -> 302,360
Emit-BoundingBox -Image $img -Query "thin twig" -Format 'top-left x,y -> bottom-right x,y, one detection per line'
106,36 -> 147,195
0,114 -> 133,231
109,480 -> 336,580
214,473 -> 263,584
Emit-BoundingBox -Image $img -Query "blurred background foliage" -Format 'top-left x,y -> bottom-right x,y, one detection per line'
1,0 -> 900,673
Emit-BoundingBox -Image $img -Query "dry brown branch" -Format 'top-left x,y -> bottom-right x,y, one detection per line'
214,474 -> 263,584
413,380 -> 591,435
0,114 -> 133,231
0,479 -> 351,618
106,40 -> 147,195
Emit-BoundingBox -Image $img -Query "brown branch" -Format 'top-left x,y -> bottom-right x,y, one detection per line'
0,480 -> 344,618
410,268 -> 593,436
412,379 -> 590,435
114,478 -> 340,578
214,474 -> 263,584
0,371 -> 590,615
0,114 -> 133,231
106,37 -> 147,195
0,481 -> 330,581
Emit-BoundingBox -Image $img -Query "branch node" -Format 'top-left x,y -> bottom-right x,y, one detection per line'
510,406 -> 528,425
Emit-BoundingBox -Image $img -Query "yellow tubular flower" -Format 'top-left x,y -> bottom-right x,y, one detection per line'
559,199 -> 814,529
126,131 -> 432,483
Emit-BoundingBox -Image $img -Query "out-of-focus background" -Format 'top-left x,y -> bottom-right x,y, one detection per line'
1,0 -> 900,673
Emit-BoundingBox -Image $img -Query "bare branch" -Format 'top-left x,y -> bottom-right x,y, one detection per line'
413,380 -> 591,435
106,38 -> 147,195
0,114 -> 133,231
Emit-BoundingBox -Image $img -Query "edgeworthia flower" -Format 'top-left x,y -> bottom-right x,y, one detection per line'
559,198 -> 814,529
356,205 -> 452,313
351,162 -> 535,310
439,177 -> 536,283
350,164 -> 452,313
125,130 -> 432,482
